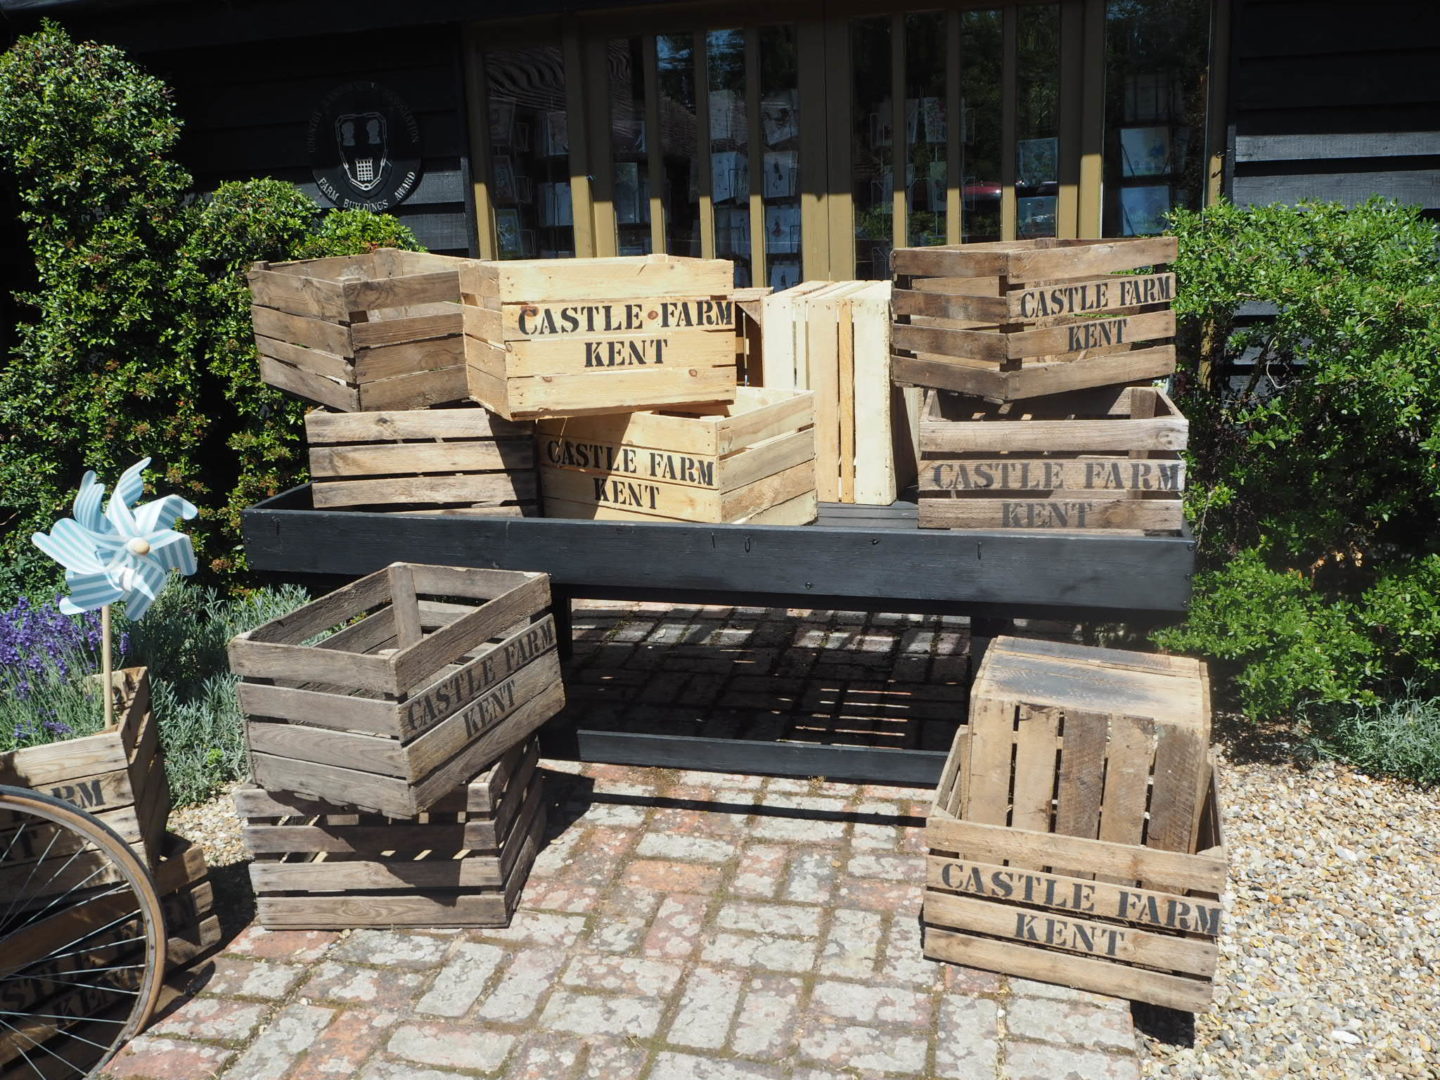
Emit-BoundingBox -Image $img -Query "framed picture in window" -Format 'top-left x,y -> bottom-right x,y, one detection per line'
492,156 -> 517,204
1120,185 -> 1171,235
495,208 -> 523,257
1120,126 -> 1171,177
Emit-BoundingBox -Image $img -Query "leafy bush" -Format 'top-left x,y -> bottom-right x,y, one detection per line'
0,22 -> 423,593
1158,198 -> 1440,748
0,581 -> 308,802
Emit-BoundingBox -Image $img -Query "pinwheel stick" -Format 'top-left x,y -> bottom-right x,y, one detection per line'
101,604 -> 114,729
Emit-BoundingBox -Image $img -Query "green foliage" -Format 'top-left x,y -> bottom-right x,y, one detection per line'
0,23 -> 424,591
1158,199 -> 1440,755
1306,689 -> 1440,787
0,21 -> 199,598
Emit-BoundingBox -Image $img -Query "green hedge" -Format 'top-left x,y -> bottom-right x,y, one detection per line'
0,21 -> 423,598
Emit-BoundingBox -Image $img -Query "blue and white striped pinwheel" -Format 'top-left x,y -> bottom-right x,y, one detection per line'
31,458 -> 199,621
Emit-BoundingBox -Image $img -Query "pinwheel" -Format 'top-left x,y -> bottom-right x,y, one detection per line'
30,458 -> 198,724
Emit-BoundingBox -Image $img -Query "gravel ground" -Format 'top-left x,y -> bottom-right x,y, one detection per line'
167,723 -> 1439,1080
1137,717 -> 1440,1080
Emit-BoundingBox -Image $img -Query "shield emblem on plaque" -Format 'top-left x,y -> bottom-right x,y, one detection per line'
337,111 -> 388,192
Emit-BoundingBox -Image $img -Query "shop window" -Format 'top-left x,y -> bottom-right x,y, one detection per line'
485,43 -> 573,258
959,10 -> 1002,243
708,28 -> 752,286
1016,4 -> 1060,239
759,25 -> 801,291
851,16 -> 892,279
658,34 -> 702,257
609,37 -> 652,254
904,11 -> 948,248
1103,0 -> 1210,236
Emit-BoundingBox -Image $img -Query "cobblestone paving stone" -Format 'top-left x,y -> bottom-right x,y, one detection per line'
106,603 -> 1143,1080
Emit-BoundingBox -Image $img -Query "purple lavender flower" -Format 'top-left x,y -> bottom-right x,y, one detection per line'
0,598 -> 109,699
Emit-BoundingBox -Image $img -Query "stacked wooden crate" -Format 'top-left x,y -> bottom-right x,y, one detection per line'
228,562 -> 563,928
761,281 -> 920,506
923,636 -> 1226,1011
891,238 -> 1187,534
458,254 -> 818,525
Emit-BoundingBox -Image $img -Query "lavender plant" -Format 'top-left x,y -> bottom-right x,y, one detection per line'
0,599 -> 124,750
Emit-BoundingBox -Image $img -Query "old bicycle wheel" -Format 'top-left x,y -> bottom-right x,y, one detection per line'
0,785 -> 165,1079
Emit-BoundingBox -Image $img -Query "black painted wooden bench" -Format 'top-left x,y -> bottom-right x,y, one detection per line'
243,487 -> 1194,785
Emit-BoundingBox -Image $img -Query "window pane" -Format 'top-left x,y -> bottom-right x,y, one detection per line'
959,11 -> 1002,243
905,12 -> 947,247
486,43 -> 573,258
609,36 -> 651,255
1016,4 -> 1060,239
708,28 -> 750,287
760,25 -> 801,290
852,16 -> 892,279
1104,0 -> 1210,236
658,33 -> 701,257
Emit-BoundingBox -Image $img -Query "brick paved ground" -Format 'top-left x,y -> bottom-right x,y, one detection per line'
103,602 -> 1142,1080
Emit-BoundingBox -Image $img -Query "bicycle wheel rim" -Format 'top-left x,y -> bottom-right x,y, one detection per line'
0,785 -> 165,1080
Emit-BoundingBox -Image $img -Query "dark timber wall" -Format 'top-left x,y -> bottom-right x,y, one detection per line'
1228,0 -> 1440,212
141,26 -> 475,255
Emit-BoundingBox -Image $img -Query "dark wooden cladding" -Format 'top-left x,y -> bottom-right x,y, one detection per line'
1229,0 -> 1440,213
243,485 -> 1194,615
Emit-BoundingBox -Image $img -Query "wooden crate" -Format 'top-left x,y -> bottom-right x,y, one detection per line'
305,406 -> 538,516
460,254 -> 738,420
924,637 -> 1224,1012
917,385 -> 1187,533
892,237 -> 1178,402
228,563 -> 563,817
250,248 -> 467,413
761,281 -> 921,505
233,737 -> 545,929
0,667 -> 169,872
535,386 -> 816,524
154,833 -> 222,974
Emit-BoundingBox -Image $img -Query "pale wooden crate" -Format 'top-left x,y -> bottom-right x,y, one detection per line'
305,406 -> 538,516
892,237 -> 1178,403
250,248 -> 467,412
0,667 -> 170,873
460,254 -> 739,420
917,385 -> 1187,533
760,280 -> 921,505
228,563 -> 563,818
536,386 -> 816,524
924,637 -> 1225,1012
234,738 -> 544,929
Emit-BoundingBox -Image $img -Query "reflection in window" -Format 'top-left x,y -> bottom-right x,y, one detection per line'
1104,0 -> 1209,236
1016,4 -> 1060,239
852,16 -> 892,279
708,29 -> 750,287
904,12 -> 947,247
760,25 -> 801,290
959,11 -> 1002,243
609,37 -> 651,255
658,34 -> 701,257
486,44 -> 573,258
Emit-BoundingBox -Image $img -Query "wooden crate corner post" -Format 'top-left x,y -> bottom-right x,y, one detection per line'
460,254 -> 740,420
891,238 -> 1178,402
922,636 -> 1226,1012
228,563 -> 565,817
250,248 -> 468,412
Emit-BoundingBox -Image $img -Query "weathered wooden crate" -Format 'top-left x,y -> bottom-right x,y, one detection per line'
536,386 -> 816,524
228,563 -> 563,817
460,254 -> 738,420
233,737 -> 545,929
761,280 -> 921,505
0,667 -> 169,872
892,237 -> 1177,402
923,636 -> 1224,1012
305,406 -> 538,516
250,248 -> 467,413
155,832 -> 221,974
917,385 -> 1187,533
